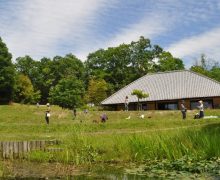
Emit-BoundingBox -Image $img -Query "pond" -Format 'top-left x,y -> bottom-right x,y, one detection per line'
1,159 -> 220,179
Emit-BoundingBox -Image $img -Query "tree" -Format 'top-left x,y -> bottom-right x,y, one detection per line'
49,77 -> 85,109
15,54 -> 85,103
85,36 -> 165,94
0,37 -> 16,104
130,36 -> 161,78
156,52 -> 184,71
85,78 -> 108,105
85,44 -> 131,93
190,54 -> 210,77
131,89 -> 149,110
14,74 -> 40,104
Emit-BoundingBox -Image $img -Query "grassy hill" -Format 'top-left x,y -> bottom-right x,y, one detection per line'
0,104 -> 220,178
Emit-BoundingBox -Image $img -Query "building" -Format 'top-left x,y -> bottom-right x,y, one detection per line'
101,70 -> 220,110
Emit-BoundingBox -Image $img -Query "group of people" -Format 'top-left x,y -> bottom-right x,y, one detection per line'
124,95 -> 205,120
180,100 -> 204,120
43,97 -> 205,125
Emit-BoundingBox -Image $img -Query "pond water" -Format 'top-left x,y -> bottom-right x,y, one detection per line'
2,160 -> 220,179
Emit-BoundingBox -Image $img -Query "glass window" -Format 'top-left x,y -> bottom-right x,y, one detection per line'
190,99 -> 213,110
158,102 -> 178,110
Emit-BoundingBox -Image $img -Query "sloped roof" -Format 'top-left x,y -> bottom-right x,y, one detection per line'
101,70 -> 220,105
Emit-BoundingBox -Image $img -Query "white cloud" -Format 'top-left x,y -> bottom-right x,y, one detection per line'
75,11 -> 174,60
1,0 -> 116,60
166,27 -> 220,62
107,13 -> 172,47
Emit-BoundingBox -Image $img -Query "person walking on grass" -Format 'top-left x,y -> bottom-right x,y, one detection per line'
124,96 -> 129,111
180,100 -> 187,120
45,110 -> 50,124
72,107 -> 77,119
198,100 -> 204,118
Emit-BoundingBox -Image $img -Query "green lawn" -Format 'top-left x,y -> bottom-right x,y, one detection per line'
0,104 -> 219,140
0,104 -> 220,165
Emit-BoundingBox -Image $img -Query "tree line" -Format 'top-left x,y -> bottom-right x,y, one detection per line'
0,36 -> 219,108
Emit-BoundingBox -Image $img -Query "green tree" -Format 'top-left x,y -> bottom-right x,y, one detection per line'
49,77 -> 85,109
0,37 -> 16,104
190,54 -> 210,77
131,89 -> 149,110
15,54 -> 85,103
85,36 -> 164,93
85,44 -> 131,93
85,78 -> 108,105
130,36 -> 162,78
209,64 -> 220,82
14,74 -> 41,103
156,52 -> 184,71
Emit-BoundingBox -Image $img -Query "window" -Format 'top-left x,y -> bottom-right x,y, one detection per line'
158,102 -> 178,110
190,99 -> 213,110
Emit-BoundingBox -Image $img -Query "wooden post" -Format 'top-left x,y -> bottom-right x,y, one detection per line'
13,142 -> 19,158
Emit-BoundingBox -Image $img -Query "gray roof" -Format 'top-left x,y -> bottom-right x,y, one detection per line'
101,70 -> 220,105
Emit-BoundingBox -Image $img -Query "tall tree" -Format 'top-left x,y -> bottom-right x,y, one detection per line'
190,54 -> 210,77
85,78 -> 108,105
85,36 -> 164,94
15,54 -> 85,103
130,36 -> 160,78
14,74 -> 41,103
0,37 -> 15,104
85,44 -> 131,93
156,52 -> 184,71
49,77 -> 85,109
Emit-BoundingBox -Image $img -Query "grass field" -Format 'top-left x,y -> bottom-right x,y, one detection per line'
0,104 -> 220,178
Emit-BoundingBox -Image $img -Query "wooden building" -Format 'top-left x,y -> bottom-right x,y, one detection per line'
101,70 -> 220,110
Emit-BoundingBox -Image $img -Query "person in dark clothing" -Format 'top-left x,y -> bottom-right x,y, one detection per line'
45,110 -> 50,124
180,100 -> 187,119
100,113 -> 108,123
124,96 -> 129,111
73,108 -> 77,119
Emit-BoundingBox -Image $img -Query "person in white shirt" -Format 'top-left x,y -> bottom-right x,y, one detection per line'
198,100 -> 204,118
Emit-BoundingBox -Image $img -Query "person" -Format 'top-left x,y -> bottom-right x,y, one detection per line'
100,113 -> 108,123
124,96 -> 129,111
180,100 -> 187,119
73,108 -> 76,119
84,109 -> 88,114
45,110 -> 50,124
198,100 -> 204,118
36,102 -> 40,108
46,103 -> 50,110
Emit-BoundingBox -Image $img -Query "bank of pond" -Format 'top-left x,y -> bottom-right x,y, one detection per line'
0,123 -> 220,179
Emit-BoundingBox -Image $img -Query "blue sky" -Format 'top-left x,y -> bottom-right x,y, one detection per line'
0,0 -> 220,67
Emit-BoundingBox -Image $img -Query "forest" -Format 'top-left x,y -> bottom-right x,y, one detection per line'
1,36 -> 220,108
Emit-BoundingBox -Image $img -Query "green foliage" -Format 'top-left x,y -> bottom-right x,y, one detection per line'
49,77 -> 85,108
131,89 -> 149,110
0,37 -> 16,104
209,66 -> 220,82
85,37 -> 167,94
156,51 -> 185,71
189,54 -> 220,83
14,74 -> 41,104
15,54 -> 85,103
126,157 -> 220,179
85,78 -> 108,105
